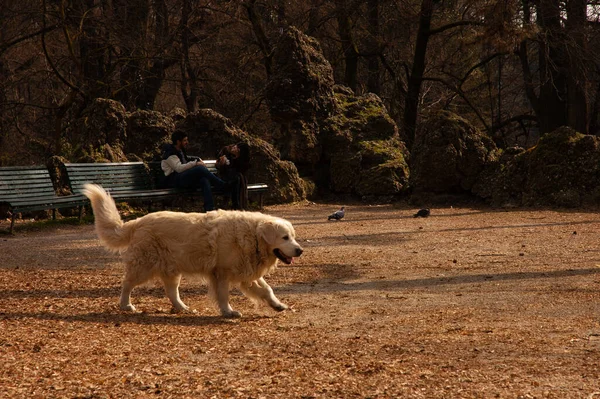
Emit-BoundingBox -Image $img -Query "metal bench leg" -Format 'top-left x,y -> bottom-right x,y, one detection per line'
259,193 -> 264,209
78,206 -> 84,221
52,209 -> 56,220
10,214 -> 15,234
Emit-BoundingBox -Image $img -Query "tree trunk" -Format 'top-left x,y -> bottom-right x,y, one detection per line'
589,82 -> 600,136
113,0 -> 150,110
335,0 -> 358,92
366,0 -> 380,95
71,0 -> 109,99
244,0 -> 273,77
180,0 -> 199,113
135,0 -> 169,110
403,0 -> 433,149
565,0 -> 588,134
307,0 -> 321,36
536,0 -> 567,134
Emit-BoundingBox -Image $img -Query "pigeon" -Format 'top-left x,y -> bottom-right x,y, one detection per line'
328,206 -> 345,221
413,208 -> 430,218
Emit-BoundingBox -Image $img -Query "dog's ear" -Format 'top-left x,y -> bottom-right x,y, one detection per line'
257,221 -> 279,245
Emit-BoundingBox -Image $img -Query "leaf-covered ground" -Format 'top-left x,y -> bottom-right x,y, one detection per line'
1,202 -> 600,398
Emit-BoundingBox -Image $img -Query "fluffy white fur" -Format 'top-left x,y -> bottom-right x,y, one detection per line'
82,183 -> 303,318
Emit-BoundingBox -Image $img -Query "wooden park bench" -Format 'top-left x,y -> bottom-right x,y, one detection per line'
65,161 -> 268,210
147,160 -> 269,208
0,166 -> 86,233
64,162 -> 176,205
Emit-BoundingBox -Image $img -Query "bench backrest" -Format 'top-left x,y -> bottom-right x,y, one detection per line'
0,166 -> 57,202
64,162 -> 154,195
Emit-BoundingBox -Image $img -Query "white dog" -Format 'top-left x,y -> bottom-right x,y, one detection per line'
82,184 -> 303,318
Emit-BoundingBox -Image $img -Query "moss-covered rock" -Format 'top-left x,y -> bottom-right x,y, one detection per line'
47,155 -> 71,196
524,127 -> 600,207
263,26 -> 409,199
125,110 -> 174,160
71,98 -> 127,149
66,98 -> 129,162
473,127 -> 600,207
411,110 -> 497,195
329,152 -> 362,193
328,91 -> 398,142
319,88 -> 408,197
472,147 -> 528,206
356,161 -> 408,196
75,143 -> 127,163
358,138 -> 407,167
267,26 -> 335,166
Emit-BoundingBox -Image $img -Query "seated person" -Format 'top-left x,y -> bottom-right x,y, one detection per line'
216,142 -> 250,210
161,130 -> 228,212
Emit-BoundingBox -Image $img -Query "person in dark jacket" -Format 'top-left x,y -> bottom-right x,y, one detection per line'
215,142 -> 250,210
160,130 -> 227,212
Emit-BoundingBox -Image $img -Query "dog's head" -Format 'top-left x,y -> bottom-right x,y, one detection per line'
258,218 -> 303,264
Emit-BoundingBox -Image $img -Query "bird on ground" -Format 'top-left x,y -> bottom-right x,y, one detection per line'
328,206 -> 345,221
414,208 -> 430,218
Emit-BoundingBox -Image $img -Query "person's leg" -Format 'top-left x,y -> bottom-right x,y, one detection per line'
176,166 -> 222,212
230,174 -> 241,210
198,177 -> 215,212
177,165 -> 227,190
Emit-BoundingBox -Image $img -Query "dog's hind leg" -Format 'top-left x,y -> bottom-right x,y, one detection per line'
240,277 -> 288,312
120,264 -> 154,312
120,280 -> 137,312
208,275 -> 241,318
161,274 -> 190,312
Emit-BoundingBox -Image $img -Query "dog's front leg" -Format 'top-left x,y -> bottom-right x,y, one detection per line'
257,277 -> 288,311
241,277 -> 288,311
161,274 -> 190,312
209,276 -> 241,318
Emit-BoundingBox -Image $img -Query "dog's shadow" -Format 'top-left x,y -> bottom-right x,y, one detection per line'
0,309 -> 249,326
0,285 -> 281,326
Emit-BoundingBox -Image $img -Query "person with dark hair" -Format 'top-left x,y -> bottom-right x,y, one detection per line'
161,130 -> 228,212
216,142 -> 250,210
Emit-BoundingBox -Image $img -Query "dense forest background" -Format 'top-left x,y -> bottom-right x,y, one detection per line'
1,0 -> 600,165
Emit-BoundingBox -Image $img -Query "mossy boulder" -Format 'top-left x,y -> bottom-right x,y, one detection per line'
411,110 -> 497,195
473,127 -> 600,207
471,146 -> 528,207
267,26 -> 335,166
356,162 -> 408,197
267,27 -> 335,122
525,127 -> 600,206
355,138 -> 409,196
328,91 -> 398,142
329,152 -> 362,193
125,110 -> 174,160
66,98 -> 129,162
264,27 -> 408,199
70,99 -> 127,150
320,88 -> 409,197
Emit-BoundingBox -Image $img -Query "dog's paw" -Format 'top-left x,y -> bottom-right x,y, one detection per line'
120,304 -> 137,312
222,310 -> 242,318
170,306 -> 193,314
272,303 -> 288,312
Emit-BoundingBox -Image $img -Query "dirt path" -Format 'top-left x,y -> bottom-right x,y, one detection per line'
1,203 -> 600,398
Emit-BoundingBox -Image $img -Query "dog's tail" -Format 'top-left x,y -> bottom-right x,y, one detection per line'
82,183 -> 134,251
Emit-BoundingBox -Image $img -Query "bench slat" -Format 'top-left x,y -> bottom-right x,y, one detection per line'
0,165 -> 86,232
